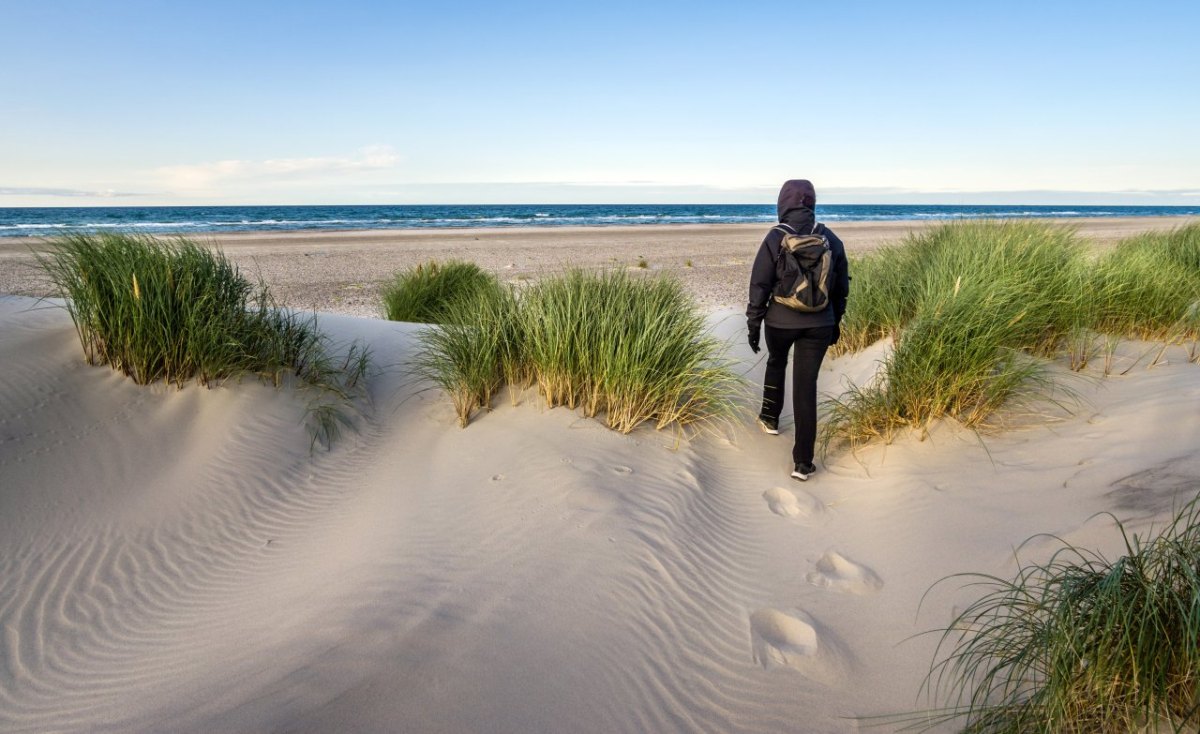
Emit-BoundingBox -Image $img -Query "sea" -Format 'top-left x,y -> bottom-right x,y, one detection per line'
1,204 -> 1198,238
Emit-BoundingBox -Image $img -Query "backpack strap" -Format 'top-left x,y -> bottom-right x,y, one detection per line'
767,224 -> 795,261
776,222 -> 822,235
768,222 -> 824,261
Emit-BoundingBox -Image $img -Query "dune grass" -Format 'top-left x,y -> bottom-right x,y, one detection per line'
824,221 -> 1200,451
921,495 -> 1200,733
409,267 -> 740,433
1089,223 -> 1200,341
519,270 -> 740,433
413,285 -> 522,427
381,259 -> 504,323
38,232 -> 370,449
824,221 -> 1089,450
835,252 -> 912,353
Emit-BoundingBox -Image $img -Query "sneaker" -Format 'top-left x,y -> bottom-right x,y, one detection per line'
791,462 -> 817,481
757,415 -> 779,435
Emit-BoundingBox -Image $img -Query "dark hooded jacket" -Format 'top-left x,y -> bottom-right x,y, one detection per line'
746,179 -> 850,331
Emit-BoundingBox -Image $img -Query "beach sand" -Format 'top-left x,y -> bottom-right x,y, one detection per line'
2,287 -> 1198,732
1,217 -> 1199,732
2,216 -> 1196,317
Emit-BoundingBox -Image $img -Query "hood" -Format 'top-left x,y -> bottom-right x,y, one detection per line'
776,179 -> 816,222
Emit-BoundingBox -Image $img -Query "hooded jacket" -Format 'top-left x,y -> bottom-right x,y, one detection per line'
746,180 -> 850,331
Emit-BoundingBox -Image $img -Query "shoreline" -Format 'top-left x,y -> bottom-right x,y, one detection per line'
3,213 -> 1199,246
3,216 -> 1195,318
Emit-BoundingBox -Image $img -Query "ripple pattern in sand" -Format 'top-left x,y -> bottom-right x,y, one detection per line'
0,388 -> 389,732
1,303 -> 874,733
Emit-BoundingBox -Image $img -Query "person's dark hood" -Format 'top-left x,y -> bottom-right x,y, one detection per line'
777,179 -> 816,221
777,179 -> 816,230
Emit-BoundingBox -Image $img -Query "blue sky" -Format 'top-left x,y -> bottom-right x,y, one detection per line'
2,0 -> 1197,206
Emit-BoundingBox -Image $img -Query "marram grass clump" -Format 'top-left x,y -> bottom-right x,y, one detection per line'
413,285 -> 522,427
1089,222 -> 1200,341
921,494 -> 1200,733
407,268 -> 740,433
824,221 -> 1089,450
824,220 -> 1200,451
381,259 -> 504,324
519,270 -> 740,433
39,232 -> 370,449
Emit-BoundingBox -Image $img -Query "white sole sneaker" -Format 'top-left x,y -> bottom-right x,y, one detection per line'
757,418 -> 779,435
791,465 -> 815,481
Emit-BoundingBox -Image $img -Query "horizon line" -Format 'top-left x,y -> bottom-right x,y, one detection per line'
3,201 -> 1200,210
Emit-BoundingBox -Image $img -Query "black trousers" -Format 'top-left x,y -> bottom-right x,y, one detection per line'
760,324 -> 833,465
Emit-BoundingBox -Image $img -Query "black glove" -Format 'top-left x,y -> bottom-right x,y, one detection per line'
830,322 -> 841,346
748,329 -> 761,354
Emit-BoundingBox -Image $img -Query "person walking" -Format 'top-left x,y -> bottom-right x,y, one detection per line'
746,179 -> 850,481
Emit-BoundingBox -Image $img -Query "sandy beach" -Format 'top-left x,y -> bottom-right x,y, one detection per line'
7,0 -> 1198,724
2,216 -> 1195,317
2,291 -> 1198,732
2,217 -> 1199,732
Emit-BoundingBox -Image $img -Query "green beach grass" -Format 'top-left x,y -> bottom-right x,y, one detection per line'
405,267 -> 740,433
1089,223 -> 1200,341
412,283 -> 522,427
381,259 -> 505,324
39,232 -> 370,448
920,495 -> 1200,733
825,221 -> 1089,449
519,270 -> 740,433
824,221 -> 1200,452
400,222 -> 1199,441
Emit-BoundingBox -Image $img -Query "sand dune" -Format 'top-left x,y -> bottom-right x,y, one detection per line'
2,295 -> 1198,733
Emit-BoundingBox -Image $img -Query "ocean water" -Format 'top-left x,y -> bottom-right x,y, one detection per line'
1,204 -> 1198,238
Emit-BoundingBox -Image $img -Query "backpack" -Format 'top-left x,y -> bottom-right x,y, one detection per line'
771,223 -> 832,312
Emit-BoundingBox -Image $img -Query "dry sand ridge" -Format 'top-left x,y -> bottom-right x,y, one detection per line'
2,295 -> 1198,732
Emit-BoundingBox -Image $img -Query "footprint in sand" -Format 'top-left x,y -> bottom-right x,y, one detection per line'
490,474 -> 505,482
805,551 -> 883,594
762,487 -> 822,519
749,608 -> 849,684
611,465 -> 633,475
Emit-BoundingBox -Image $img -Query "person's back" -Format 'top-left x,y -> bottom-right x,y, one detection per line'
746,179 -> 850,480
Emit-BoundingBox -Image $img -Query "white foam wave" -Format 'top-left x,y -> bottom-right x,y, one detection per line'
0,206 -> 1188,237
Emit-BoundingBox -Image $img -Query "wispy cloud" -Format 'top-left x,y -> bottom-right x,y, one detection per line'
0,186 -> 145,197
556,180 -> 776,193
155,145 -> 401,190
348,180 -> 778,204
1126,189 -> 1200,197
